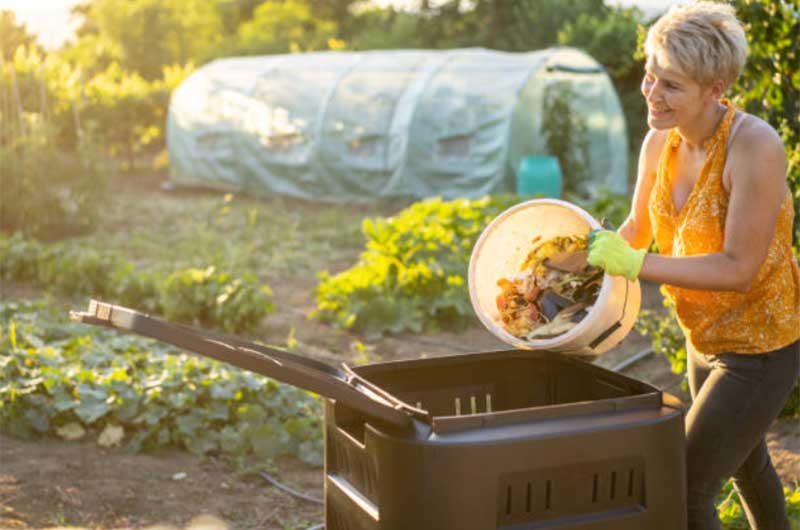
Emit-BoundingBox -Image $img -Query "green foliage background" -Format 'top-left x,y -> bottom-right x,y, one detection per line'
731,0 -> 800,252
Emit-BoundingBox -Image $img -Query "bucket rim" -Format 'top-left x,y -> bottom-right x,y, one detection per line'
468,198 -> 618,352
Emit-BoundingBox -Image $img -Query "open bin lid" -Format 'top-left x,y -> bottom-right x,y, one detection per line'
70,300 -> 428,430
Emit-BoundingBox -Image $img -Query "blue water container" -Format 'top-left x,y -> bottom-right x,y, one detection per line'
516,156 -> 562,198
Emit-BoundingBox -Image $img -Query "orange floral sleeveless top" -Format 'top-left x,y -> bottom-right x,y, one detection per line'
648,100 -> 800,355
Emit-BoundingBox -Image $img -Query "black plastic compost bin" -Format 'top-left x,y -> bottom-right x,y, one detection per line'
71,300 -> 687,530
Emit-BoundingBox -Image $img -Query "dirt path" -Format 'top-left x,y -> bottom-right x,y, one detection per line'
0,433 -> 324,530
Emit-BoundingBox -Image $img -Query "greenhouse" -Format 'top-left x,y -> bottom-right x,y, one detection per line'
166,47 -> 628,201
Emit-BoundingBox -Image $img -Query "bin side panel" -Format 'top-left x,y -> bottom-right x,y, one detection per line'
369,407 -> 685,530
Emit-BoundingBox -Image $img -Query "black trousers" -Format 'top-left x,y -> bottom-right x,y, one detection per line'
685,338 -> 799,530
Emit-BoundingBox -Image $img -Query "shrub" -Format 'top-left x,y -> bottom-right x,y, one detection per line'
0,233 -> 48,283
0,236 -> 274,333
161,267 -> 275,333
0,47 -> 109,239
313,196 -> 517,338
0,125 -> 107,239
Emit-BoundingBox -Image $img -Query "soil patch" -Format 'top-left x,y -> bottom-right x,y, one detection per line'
0,433 -> 323,530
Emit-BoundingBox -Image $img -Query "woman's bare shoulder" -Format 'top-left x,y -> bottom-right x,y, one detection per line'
640,128 -> 670,167
728,112 -> 788,190
643,128 -> 670,149
732,112 -> 785,154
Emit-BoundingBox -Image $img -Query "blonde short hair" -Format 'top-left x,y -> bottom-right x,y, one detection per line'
645,1 -> 748,88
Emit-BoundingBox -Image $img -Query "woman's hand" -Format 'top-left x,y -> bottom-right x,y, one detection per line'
587,230 -> 647,281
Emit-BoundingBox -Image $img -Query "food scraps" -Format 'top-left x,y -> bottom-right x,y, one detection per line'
495,234 -> 602,340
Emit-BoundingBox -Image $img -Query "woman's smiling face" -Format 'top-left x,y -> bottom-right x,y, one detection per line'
641,54 -> 715,130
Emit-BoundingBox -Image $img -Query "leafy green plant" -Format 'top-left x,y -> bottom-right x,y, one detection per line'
110,261 -> 162,313
717,479 -> 800,530
313,196 -> 517,338
0,233 -> 48,283
0,235 -> 274,333
542,82 -> 591,195
161,266 -> 275,333
0,301 -> 323,465
38,246 -> 120,298
635,286 -> 687,374
569,190 -> 631,229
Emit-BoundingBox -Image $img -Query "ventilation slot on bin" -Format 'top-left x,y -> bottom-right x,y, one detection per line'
396,383 -> 497,417
445,392 -> 493,416
497,457 -> 645,527
328,426 -> 378,503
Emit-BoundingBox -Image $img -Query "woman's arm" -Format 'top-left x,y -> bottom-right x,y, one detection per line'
618,129 -> 666,250
638,120 -> 789,293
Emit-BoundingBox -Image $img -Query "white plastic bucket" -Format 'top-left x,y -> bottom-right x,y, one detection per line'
468,198 -> 640,355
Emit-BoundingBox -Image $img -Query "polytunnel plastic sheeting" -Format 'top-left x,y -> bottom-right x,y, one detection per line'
507,48 -> 629,197
167,47 -> 629,202
167,57 -> 281,191
405,50 -> 546,199
239,53 -> 361,197
318,51 -> 430,197
540,62 -> 628,195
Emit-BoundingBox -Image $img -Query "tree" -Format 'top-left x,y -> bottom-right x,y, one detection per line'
306,0 -> 359,40
213,0 -> 265,36
0,10 -> 41,60
234,1 -> 340,55
68,0 -> 224,79
412,0 -> 608,51
347,6 -> 425,50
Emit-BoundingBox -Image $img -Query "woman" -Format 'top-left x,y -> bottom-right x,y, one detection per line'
586,2 -> 800,529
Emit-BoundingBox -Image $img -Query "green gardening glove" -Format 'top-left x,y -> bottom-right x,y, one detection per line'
587,229 -> 646,281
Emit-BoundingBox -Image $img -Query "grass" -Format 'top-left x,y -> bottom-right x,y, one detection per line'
75,185 -> 383,282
